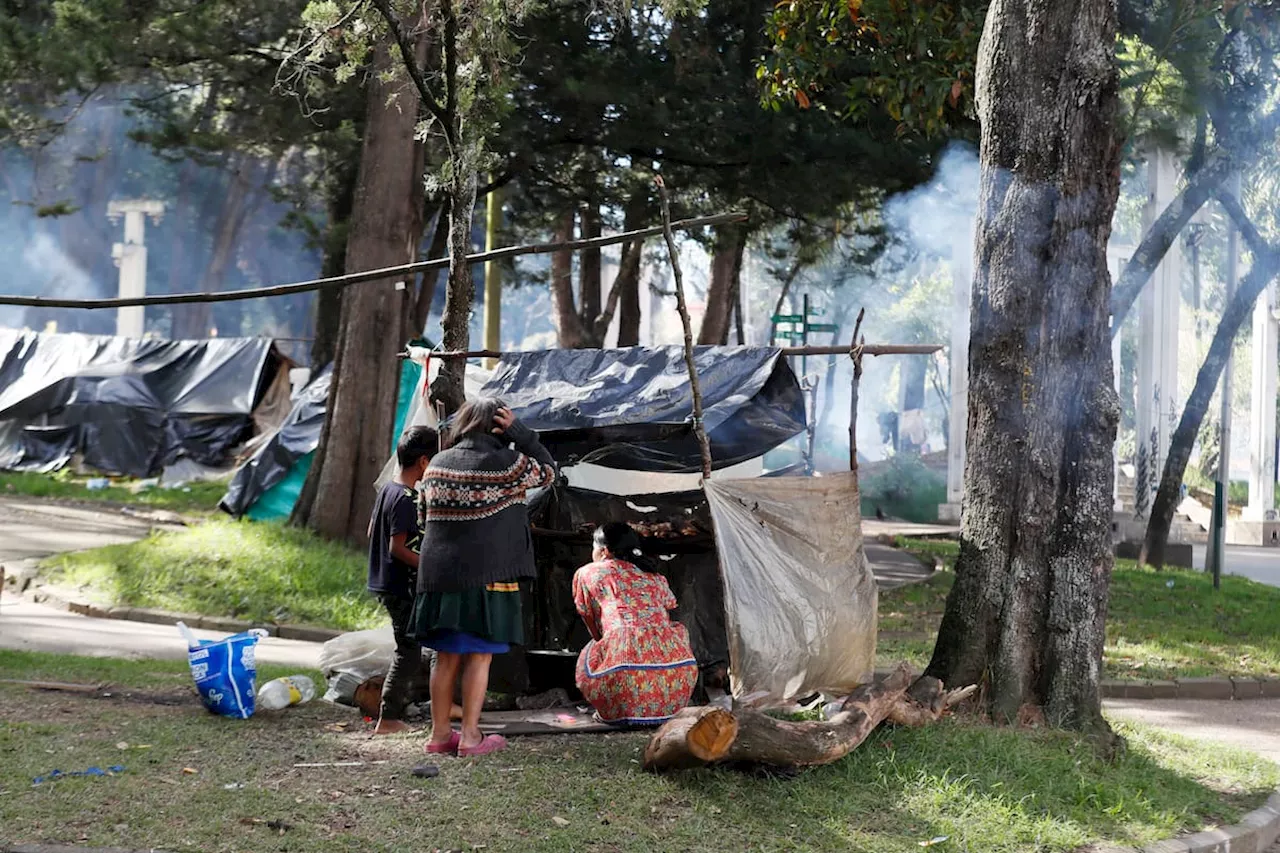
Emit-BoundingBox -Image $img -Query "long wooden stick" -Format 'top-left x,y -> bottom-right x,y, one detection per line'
403,343 -> 941,360
655,176 -> 713,480
849,307 -> 865,472
0,212 -> 747,310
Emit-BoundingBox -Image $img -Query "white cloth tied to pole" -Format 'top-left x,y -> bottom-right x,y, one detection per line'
704,471 -> 877,705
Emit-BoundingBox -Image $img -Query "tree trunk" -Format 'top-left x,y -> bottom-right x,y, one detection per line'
924,0 -> 1122,738
579,202 -> 602,333
429,169 -> 478,415
311,155 -> 360,370
550,210 -> 589,348
173,156 -> 256,339
1141,226 -> 1280,567
1108,149 -> 1243,331
291,34 -> 427,543
410,201 -> 450,339
698,224 -> 746,345
616,196 -> 646,347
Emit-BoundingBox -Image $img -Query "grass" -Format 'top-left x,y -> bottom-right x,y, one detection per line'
43,519 -> 380,631
40,520 -> 1280,680
0,470 -> 227,515
2,651 -> 1277,853
889,538 -> 1280,681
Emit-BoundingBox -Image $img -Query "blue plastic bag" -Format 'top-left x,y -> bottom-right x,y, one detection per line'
177,622 -> 267,719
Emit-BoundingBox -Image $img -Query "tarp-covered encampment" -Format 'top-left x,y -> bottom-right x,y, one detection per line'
481,345 -> 806,471
0,329 -> 291,478
219,365 -> 332,519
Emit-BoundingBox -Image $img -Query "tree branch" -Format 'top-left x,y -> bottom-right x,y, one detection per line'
366,0 -> 448,129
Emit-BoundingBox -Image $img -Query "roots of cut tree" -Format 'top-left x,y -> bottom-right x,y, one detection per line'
642,664 -> 976,772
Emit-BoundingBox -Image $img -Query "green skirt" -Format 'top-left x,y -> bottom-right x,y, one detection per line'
409,582 -> 524,648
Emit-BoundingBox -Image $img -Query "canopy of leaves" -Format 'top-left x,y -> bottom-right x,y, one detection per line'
758,0 -> 984,139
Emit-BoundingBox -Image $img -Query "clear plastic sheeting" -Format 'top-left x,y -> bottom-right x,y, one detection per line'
704,471 -> 877,705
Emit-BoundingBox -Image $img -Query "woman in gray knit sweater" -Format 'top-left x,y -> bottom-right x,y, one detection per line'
410,396 -> 557,757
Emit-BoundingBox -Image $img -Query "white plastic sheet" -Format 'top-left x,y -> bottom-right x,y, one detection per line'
704,471 -> 877,705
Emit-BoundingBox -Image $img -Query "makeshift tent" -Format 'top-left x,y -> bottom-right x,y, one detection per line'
225,351 -> 489,520
0,329 -> 292,478
481,345 -> 806,472
219,366 -> 331,520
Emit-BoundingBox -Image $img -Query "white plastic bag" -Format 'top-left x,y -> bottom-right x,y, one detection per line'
704,471 -> 877,706
317,627 -> 397,682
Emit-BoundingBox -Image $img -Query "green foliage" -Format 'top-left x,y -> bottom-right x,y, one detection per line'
0,472 -> 225,515
759,0 -> 985,139
860,453 -> 946,523
43,519 -> 381,630
893,538 -> 1280,681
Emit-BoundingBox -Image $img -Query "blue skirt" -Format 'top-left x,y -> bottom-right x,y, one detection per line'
422,629 -> 510,655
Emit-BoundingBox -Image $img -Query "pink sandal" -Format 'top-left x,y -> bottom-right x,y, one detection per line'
458,734 -> 507,758
425,731 -> 461,755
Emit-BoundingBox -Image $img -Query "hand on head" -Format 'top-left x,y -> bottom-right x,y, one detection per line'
491,407 -> 515,435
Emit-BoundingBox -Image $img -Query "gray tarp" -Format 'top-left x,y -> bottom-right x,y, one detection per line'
0,329 -> 285,477
481,345 -> 806,472
705,471 -> 877,704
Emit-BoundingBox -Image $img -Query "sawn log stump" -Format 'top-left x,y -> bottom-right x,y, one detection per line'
643,664 -> 976,772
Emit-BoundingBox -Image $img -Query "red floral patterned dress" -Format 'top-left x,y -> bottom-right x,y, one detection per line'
572,559 -> 698,725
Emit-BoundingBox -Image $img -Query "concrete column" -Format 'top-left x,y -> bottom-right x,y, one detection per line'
1133,148 -> 1182,518
940,260 -> 970,522
1107,245 -> 1133,513
1246,279 -> 1278,521
107,199 -> 164,340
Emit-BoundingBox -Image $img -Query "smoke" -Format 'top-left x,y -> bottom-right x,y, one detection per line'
883,142 -> 981,269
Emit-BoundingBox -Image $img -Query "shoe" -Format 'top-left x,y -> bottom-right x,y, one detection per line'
425,730 -> 461,754
457,734 -> 508,757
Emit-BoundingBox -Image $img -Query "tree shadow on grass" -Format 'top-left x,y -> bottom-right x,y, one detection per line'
657,718 -> 1276,853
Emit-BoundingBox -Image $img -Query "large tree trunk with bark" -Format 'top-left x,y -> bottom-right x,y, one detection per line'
924,0 -> 1122,737
291,36 -> 427,543
1142,207 -> 1280,567
550,211 -> 590,348
698,224 -> 747,345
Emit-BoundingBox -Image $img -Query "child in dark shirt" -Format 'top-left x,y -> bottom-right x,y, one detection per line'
367,425 -> 437,735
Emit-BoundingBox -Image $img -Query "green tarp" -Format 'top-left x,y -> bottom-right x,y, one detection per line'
245,360 -> 422,522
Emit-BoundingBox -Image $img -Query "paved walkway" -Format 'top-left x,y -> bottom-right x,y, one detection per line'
1104,697 -> 1280,764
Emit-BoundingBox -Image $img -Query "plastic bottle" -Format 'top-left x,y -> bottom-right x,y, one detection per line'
256,675 -> 316,711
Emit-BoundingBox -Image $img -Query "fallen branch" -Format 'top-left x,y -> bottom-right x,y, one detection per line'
643,665 -> 974,772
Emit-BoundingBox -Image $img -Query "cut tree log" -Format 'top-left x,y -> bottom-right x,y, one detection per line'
643,665 -> 975,772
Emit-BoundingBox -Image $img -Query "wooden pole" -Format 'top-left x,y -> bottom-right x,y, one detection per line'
0,212 -> 747,310
655,176 -> 714,481
849,308 -> 866,472
402,343 -> 942,360
482,177 -> 503,370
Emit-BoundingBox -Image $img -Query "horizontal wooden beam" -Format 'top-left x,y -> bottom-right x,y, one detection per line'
400,343 -> 943,360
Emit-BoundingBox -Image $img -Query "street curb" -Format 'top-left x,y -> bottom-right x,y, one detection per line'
20,582 -> 342,644
1096,788 -> 1280,853
1100,676 -> 1280,702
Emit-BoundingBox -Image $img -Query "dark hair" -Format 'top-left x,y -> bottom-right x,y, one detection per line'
593,522 -> 657,572
448,396 -> 507,445
396,425 -> 438,468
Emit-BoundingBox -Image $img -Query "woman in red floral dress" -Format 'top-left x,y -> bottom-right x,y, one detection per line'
573,522 -> 698,726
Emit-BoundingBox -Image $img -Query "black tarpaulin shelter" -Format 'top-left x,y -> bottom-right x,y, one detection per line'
0,328 -> 292,478
218,365 -> 331,517
481,345 -> 806,472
